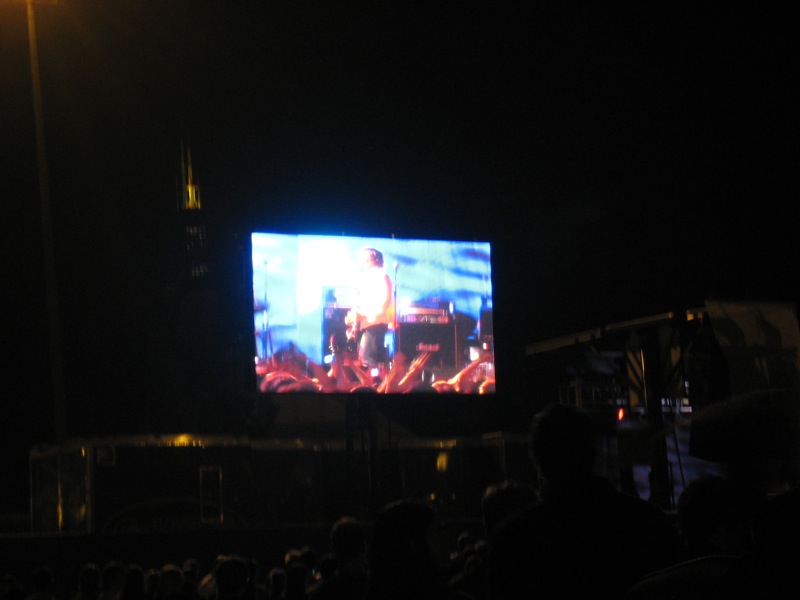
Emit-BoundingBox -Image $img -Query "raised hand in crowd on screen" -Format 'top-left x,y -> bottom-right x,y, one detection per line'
396,351 -> 433,392
447,348 -> 494,393
342,357 -> 375,387
377,353 -> 408,393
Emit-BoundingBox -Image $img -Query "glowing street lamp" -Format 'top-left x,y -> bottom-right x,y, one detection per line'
24,0 -> 68,440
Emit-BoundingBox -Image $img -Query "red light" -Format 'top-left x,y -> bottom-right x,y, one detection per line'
617,408 -> 625,421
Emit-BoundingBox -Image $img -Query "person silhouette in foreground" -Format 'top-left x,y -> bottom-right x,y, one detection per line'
72,563 -> 101,600
447,479 -> 537,600
722,484 -> 800,599
213,556 -> 250,600
307,516 -> 368,600
627,474 -> 755,600
486,403 -> 682,599
365,499 -> 466,600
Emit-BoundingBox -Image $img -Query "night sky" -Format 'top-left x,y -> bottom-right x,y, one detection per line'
1,2 -> 797,505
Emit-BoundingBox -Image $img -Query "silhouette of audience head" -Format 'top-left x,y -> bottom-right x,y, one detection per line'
181,559 -> 200,587
677,474 -> 752,556
330,516 -> 366,562
120,566 -> 146,600
301,545 -> 318,567
101,561 -> 127,600
366,499 -> 449,599
266,568 -> 285,599
529,402 -> 597,490
75,563 -> 101,600
29,566 -> 54,597
283,561 -> 308,599
158,564 -> 185,600
213,556 -> 250,600
723,486 -> 800,598
144,570 -> 160,600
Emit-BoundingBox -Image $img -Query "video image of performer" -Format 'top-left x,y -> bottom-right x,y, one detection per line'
252,233 -> 495,394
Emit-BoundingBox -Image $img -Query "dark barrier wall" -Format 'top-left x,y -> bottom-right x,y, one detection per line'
29,434 -> 531,535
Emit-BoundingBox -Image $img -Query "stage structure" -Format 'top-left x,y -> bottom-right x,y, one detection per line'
525,299 -> 800,509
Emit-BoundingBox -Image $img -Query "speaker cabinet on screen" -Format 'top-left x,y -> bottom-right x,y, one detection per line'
397,322 -> 457,368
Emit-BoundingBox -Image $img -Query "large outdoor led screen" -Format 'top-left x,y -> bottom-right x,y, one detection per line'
251,233 -> 495,395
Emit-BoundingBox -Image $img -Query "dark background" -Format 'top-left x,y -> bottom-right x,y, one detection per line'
2,2 -> 797,514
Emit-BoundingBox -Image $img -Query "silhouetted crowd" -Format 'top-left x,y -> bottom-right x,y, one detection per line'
3,403 -> 799,599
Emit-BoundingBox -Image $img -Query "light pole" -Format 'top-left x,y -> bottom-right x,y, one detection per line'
26,0 -> 67,440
